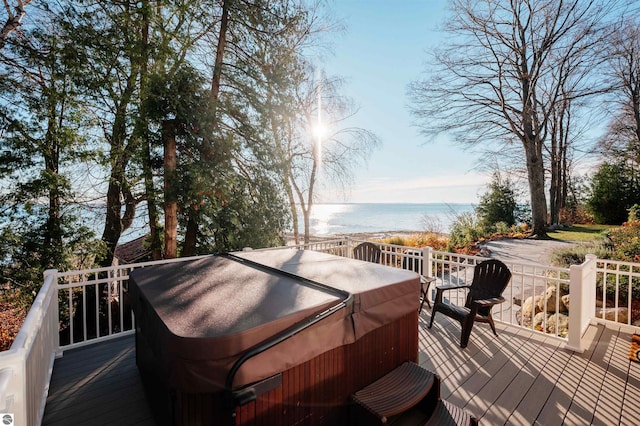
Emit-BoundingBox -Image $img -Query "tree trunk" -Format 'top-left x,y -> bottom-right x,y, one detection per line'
43,123 -> 61,270
143,141 -> 162,260
181,0 -> 230,256
0,0 -> 33,50
163,119 -> 178,258
549,131 -> 560,226
283,164 -> 300,245
524,140 -> 548,237
139,0 -> 162,260
210,0 -> 229,107
100,71 -> 138,267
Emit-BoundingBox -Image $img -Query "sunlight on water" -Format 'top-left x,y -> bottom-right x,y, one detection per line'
309,204 -> 355,235
305,203 -> 474,236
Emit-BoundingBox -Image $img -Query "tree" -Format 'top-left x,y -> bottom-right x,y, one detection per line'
275,67 -> 380,244
1,0 -> 32,49
587,161 -> 640,224
0,2 -> 103,301
601,17 -> 640,165
476,173 -> 519,231
410,0 -> 618,238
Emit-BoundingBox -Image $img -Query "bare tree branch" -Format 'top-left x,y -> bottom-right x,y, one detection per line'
1,0 -> 32,50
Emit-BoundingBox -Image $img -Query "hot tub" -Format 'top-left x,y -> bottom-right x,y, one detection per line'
130,249 -> 420,425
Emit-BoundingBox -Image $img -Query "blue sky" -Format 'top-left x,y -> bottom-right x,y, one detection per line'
317,1 -> 489,204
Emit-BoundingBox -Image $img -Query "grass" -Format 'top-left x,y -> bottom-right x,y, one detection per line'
547,224 -> 617,242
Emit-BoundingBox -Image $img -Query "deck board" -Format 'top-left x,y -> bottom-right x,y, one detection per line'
43,313 -> 640,425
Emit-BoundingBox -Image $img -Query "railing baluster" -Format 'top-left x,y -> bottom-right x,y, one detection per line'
107,269 -> 113,336
68,285 -> 74,345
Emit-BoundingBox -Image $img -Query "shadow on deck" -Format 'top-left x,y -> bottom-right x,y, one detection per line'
43,313 -> 640,425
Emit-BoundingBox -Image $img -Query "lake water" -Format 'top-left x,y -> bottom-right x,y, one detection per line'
105,202 -> 475,242
304,203 -> 474,235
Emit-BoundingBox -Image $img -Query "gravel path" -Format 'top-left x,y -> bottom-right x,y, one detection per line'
479,238 -> 578,265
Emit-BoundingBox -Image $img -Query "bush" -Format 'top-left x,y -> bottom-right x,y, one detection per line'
560,205 -> 593,224
608,219 -> 640,262
587,162 -> 640,224
476,174 -> 519,230
549,242 -> 613,267
494,221 -> 511,235
447,212 -> 483,251
377,232 -> 448,251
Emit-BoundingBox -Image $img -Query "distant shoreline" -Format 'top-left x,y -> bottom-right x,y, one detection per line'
285,230 -> 436,244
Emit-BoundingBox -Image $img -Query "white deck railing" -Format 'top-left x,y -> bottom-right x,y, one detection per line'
0,238 -> 638,425
0,270 -> 59,426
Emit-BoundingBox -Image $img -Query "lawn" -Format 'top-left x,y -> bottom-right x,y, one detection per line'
547,224 -> 616,242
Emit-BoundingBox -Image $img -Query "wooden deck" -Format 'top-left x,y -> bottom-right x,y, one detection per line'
43,313 -> 640,425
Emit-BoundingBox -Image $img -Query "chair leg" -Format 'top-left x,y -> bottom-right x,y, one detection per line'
460,317 -> 475,348
428,308 -> 437,329
487,315 -> 498,336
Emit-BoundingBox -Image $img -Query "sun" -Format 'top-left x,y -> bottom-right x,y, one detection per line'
311,122 -> 328,141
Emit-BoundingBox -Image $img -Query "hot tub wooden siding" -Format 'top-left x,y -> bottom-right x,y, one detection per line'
169,311 -> 418,425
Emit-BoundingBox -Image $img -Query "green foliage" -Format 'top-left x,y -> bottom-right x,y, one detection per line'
587,162 -> 640,224
0,209 -> 105,307
447,212 -> 484,251
549,242 -> 612,267
546,224 -> 614,242
476,174 -> 521,232
607,220 -> 640,262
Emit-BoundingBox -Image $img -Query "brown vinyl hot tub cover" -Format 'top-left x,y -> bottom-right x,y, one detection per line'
129,250 -> 419,392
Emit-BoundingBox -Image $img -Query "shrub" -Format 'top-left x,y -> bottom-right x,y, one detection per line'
476,173 -> 519,230
587,162 -> 640,224
549,242 -> 612,267
447,212 -> 483,251
608,220 -> 640,262
377,233 -> 448,251
494,221 -> 511,235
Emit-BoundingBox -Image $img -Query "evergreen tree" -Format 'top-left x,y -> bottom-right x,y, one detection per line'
476,173 -> 519,231
588,162 -> 640,224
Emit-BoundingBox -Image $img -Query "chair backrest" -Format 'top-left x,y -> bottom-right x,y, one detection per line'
465,259 -> 512,315
353,242 -> 381,263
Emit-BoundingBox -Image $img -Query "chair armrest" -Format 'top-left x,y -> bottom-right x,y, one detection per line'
473,296 -> 505,308
434,284 -> 470,292
420,276 -> 436,284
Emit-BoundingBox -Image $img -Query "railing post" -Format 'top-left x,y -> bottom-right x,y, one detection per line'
566,254 -> 597,352
44,269 -> 62,359
421,246 -> 433,278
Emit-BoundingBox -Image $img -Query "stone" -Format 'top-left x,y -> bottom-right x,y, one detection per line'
521,295 -> 542,320
529,312 -> 569,337
595,307 -> 629,324
561,294 -> 570,311
532,312 -> 549,330
546,313 -> 569,337
537,286 -> 567,313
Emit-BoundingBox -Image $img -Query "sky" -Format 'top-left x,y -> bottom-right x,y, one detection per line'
316,1 -> 489,204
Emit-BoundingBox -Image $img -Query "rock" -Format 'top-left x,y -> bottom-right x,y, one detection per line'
561,294 -> 570,311
530,312 -> 569,337
547,313 -> 569,337
595,307 -> 629,324
516,310 -> 529,327
533,312 -> 549,329
478,247 -> 492,257
537,286 -> 566,313
520,296 -> 542,325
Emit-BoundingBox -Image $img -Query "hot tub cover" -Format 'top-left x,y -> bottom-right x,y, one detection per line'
129,249 -> 419,392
